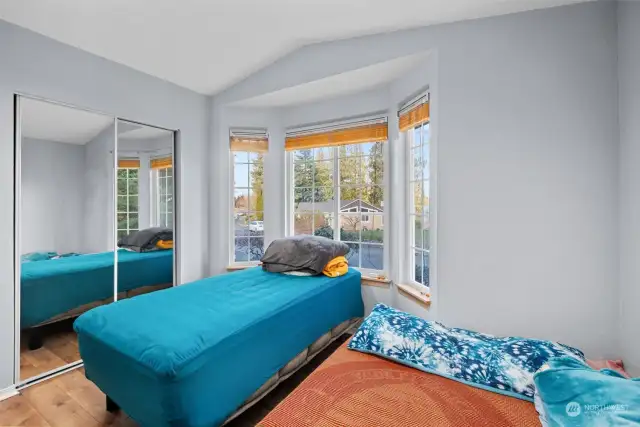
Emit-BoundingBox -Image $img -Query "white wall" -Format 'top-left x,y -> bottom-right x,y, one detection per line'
0,19 -> 208,389
618,0 -> 640,376
214,1 -> 620,359
21,138 -> 85,254
83,125 -> 115,253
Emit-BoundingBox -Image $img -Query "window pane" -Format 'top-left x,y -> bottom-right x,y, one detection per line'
345,243 -> 360,268
233,152 -> 249,163
313,146 -> 333,161
339,214 -> 361,241
249,187 -> 263,211
117,196 -> 127,212
129,213 -> 139,230
128,169 -> 138,179
249,161 -> 264,188
249,152 -> 264,163
339,185 -> 361,202
117,213 -> 127,231
249,237 -> 265,261
128,177 -> 138,195
362,186 -> 383,211
413,215 -> 422,248
166,212 -> 173,229
234,237 -> 249,262
293,158 -> 314,188
234,163 -> 249,187
313,187 -> 334,206
365,149 -> 384,185
234,215 -> 249,237
248,213 -> 264,236
118,230 -> 128,239
128,195 -> 138,212
233,189 -> 249,212
117,178 -> 127,195
414,249 -> 423,284
362,215 -> 383,242
293,188 -> 313,208
361,244 -> 383,270
117,169 -> 127,179
293,211 -> 314,235
412,146 -> 423,181
313,160 -> 334,186
338,153 -> 364,186
313,211 -> 334,238
412,181 -> 425,215
422,250 -> 430,287
412,126 -> 422,147
420,215 -> 430,250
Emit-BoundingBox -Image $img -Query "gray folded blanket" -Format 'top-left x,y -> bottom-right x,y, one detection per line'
261,235 -> 349,275
118,227 -> 173,252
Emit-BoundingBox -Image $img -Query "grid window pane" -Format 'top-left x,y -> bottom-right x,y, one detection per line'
290,140 -> 386,271
408,120 -> 430,287
233,151 -> 265,263
117,167 -> 139,237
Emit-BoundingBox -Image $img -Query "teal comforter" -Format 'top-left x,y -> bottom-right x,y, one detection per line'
75,267 -> 364,427
21,249 -> 173,328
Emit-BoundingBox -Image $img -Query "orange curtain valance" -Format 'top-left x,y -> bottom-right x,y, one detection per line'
118,159 -> 140,168
285,123 -> 388,151
230,136 -> 269,153
399,102 -> 429,132
151,156 -> 172,169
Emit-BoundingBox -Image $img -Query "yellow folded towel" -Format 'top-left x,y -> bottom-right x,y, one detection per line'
323,256 -> 348,278
156,240 -> 173,249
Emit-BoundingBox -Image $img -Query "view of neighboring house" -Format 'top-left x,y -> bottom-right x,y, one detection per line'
295,199 -> 383,232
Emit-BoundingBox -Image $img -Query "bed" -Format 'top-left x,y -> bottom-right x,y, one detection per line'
21,249 -> 173,330
259,341 -> 540,427
74,267 -> 364,427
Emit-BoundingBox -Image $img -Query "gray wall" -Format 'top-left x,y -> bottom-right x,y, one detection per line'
21,138 -> 85,254
0,19 -> 208,389
618,0 -> 640,376
213,1 -> 620,359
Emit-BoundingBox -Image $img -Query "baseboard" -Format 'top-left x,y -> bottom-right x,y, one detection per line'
0,386 -> 18,402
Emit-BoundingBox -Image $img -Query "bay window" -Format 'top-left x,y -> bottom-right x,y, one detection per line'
286,118 -> 387,273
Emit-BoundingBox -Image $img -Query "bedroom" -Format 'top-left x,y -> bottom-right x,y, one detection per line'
0,0 -> 639,426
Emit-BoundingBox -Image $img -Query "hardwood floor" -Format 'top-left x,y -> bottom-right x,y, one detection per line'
2,335 -> 348,427
20,320 -> 80,381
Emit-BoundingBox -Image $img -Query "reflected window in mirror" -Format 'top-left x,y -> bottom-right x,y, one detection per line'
117,159 -> 140,239
151,156 -> 173,228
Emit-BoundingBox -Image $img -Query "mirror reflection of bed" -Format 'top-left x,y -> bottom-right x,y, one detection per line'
17,99 -> 177,383
115,120 -> 175,297
19,98 -> 117,380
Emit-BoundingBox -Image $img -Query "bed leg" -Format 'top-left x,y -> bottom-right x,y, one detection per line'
27,330 -> 43,350
106,396 -> 120,413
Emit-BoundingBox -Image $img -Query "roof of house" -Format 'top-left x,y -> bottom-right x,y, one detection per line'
295,199 -> 382,213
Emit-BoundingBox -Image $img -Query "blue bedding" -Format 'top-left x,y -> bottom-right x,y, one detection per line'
75,267 -> 364,427
21,249 -> 173,328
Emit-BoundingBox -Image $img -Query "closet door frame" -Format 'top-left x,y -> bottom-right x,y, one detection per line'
114,119 -> 179,293
12,93 -> 179,389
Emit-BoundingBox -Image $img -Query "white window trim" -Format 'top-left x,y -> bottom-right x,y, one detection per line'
404,121 -> 433,293
152,167 -> 173,228
229,152 -> 264,267
117,167 -> 139,237
285,141 -> 389,277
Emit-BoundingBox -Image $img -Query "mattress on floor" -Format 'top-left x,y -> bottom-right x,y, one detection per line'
260,342 -> 540,427
74,267 -> 364,427
21,249 -> 173,328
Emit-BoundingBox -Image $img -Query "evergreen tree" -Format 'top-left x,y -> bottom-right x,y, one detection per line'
338,145 -> 360,201
250,154 -> 264,220
366,142 -> 384,207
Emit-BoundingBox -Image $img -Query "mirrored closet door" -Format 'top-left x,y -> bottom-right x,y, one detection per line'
115,119 -> 175,299
16,96 -> 117,382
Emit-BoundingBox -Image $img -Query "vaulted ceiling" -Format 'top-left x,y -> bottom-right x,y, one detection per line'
0,0 -> 591,95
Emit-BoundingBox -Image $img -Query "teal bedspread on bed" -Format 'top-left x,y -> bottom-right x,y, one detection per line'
21,249 -> 172,328
75,267 -> 364,427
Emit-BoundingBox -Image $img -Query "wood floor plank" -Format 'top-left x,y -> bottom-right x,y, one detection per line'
21,380 -> 101,427
0,394 -> 51,427
20,349 -> 68,381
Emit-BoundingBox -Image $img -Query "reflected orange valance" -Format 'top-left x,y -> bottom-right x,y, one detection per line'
285,123 -> 388,151
151,156 -> 172,169
399,102 -> 430,132
118,159 -> 140,168
230,135 -> 269,153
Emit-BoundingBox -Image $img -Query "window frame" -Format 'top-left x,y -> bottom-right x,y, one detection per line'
229,151 -> 265,266
152,166 -> 173,228
285,141 -> 389,277
405,120 -> 431,292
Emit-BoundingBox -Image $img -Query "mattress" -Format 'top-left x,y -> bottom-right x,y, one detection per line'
259,342 -> 540,427
21,249 -> 173,328
75,267 -> 364,427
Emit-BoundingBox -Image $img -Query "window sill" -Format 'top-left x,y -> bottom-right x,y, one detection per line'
226,263 -> 261,271
396,283 -> 431,308
361,276 -> 391,288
